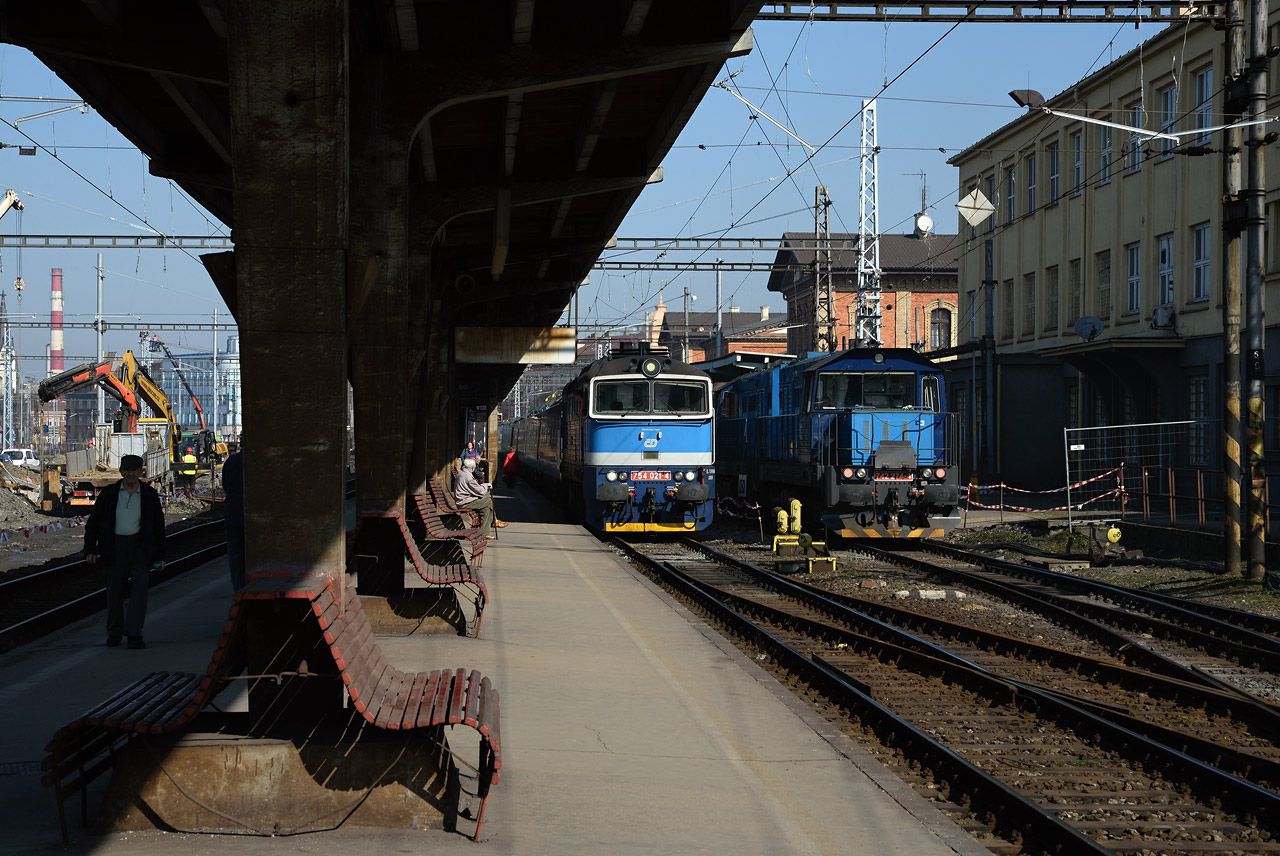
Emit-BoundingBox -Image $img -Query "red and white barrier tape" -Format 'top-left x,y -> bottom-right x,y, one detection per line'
963,487 -> 1123,513
967,466 -> 1123,494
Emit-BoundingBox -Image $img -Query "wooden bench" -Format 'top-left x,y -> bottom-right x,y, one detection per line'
43,597 -> 249,841
43,571 -> 501,841
392,513 -> 488,636
428,476 -> 483,530
411,492 -> 488,566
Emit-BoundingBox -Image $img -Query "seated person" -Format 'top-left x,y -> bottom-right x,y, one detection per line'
452,457 -> 508,538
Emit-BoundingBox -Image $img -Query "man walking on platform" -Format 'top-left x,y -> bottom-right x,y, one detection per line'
84,454 -> 166,649
453,457 -> 507,539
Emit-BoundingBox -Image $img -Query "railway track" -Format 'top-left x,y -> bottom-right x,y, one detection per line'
619,537 -> 1280,855
853,541 -> 1280,707
0,520 -> 227,653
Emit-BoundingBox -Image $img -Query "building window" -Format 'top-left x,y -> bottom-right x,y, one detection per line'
1002,278 -> 1014,341
1068,258 -> 1082,324
1126,242 -> 1141,314
1096,249 -> 1112,319
1189,375 -> 1208,466
1045,265 -> 1059,332
1194,66 -> 1214,144
1159,84 -> 1177,156
986,174 -> 996,234
1157,233 -> 1174,307
1126,102 -> 1144,172
1098,121 -> 1112,183
1047,142 -> 1060,202
1025,153 -> 1037,213
1071,130 -> 1083,192
1192,221 -> 1211,301
930,308 -> 952,350
966,289 -> 977,339
1022,272 -> 1036,335
1004,165 -> 1016,223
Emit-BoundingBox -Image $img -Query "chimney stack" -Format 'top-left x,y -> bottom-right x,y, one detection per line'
50,268 -> 64,373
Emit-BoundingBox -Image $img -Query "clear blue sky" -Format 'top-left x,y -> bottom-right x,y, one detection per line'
0,17 -> 1160,375
586,17 -> 1159,333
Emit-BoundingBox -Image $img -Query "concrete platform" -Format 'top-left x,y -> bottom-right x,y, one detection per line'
0,483 -> 986,855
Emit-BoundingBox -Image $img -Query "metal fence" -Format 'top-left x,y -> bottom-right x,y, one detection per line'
1063,421 -> 1195,528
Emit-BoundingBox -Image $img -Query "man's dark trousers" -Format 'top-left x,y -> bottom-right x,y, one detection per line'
105,533 -> 149,639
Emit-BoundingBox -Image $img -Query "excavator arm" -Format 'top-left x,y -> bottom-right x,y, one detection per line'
37,361 -> 140,431
146,335 -> 208,431
119,351 -> 183,462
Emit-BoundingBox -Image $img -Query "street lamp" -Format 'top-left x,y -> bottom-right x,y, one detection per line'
682,288 -> 697,362
1009,88 -> 1276,141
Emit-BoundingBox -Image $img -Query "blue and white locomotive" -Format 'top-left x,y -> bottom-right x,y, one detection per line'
716,348 -> 959,538
512,343 -> 715,533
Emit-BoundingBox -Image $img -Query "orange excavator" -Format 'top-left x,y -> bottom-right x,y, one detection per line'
39,359 -> 142,429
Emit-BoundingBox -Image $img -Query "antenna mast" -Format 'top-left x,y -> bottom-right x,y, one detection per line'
856,99 -> 882,346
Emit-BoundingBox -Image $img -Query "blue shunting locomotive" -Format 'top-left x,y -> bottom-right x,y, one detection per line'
716,347 -> 960,538
512,343 -> 716,533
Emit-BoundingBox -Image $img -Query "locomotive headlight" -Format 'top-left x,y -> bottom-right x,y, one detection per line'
685,470 -> 697,482
934,467 -> 947,480
673,472 -> 683,481
605,471 -> 618,482
854,467 -> 867,480
618,471 -> 628,482
640,357 -> 662,378
841,467 -> 855,479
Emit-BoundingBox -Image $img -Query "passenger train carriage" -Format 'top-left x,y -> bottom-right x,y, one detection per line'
716,348 -> 960,538
512,343 -> 715,533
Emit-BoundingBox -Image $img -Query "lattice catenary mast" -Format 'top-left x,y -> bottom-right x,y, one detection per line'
812,185 -> 834,352
0,291 -> 16,448
856,99 -> 882,347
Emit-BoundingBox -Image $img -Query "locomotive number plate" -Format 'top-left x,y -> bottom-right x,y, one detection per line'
875,470 -> 915,482
630,470 -> 672,481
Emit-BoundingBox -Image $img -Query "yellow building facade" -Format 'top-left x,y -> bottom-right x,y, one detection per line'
948,15 -> 1280,486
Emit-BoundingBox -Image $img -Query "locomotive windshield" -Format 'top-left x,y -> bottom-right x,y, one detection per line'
593,378 -> 710,416
653,380 -> 708,414
814,372 -> 918,409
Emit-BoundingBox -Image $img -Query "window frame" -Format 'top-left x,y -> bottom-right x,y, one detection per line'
1126,242 -> 1142,315
1159,83 -> 1177,156
1047,142 -> 1060,202
1192,221 -> 1211,302
1025,152 -> 1037,213
1194,66 -> 1214,145
1071,130 -> 1083,192
1098,120 -> 1113,184
1126,102 -> 1144,173
1157,232 -> 1174,307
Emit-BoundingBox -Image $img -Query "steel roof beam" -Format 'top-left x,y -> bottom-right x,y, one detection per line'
755,2 -> 1223,23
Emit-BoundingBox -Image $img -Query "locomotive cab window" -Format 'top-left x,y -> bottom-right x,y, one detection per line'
921,376 -> 940,412
814,372 -> 917,409
653,380 -> 708,414
594,380 -> 650,414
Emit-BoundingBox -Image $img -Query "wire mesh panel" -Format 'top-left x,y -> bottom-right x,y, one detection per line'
1063,421 -> 1195,527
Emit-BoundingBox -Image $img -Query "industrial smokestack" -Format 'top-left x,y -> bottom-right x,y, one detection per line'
50,268 -> 64,373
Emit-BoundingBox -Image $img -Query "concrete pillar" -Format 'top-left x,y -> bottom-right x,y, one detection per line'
229,0 -> 348,576
348,57 -> 411,593
349,56 -> 409,520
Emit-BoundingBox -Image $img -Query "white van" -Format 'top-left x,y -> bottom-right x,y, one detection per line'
2,448 -> 40,470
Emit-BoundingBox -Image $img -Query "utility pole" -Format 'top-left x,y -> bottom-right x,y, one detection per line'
983,239 -> 996,479
95,253 -> 104,424
1223,0 -> 1246,577
856,99 -> 882,347
1244,0 -> 1269,581
715,259 -> 723,359
212,308 -> 218,440
813,186 -> 834,352
682,286 -> 693,362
